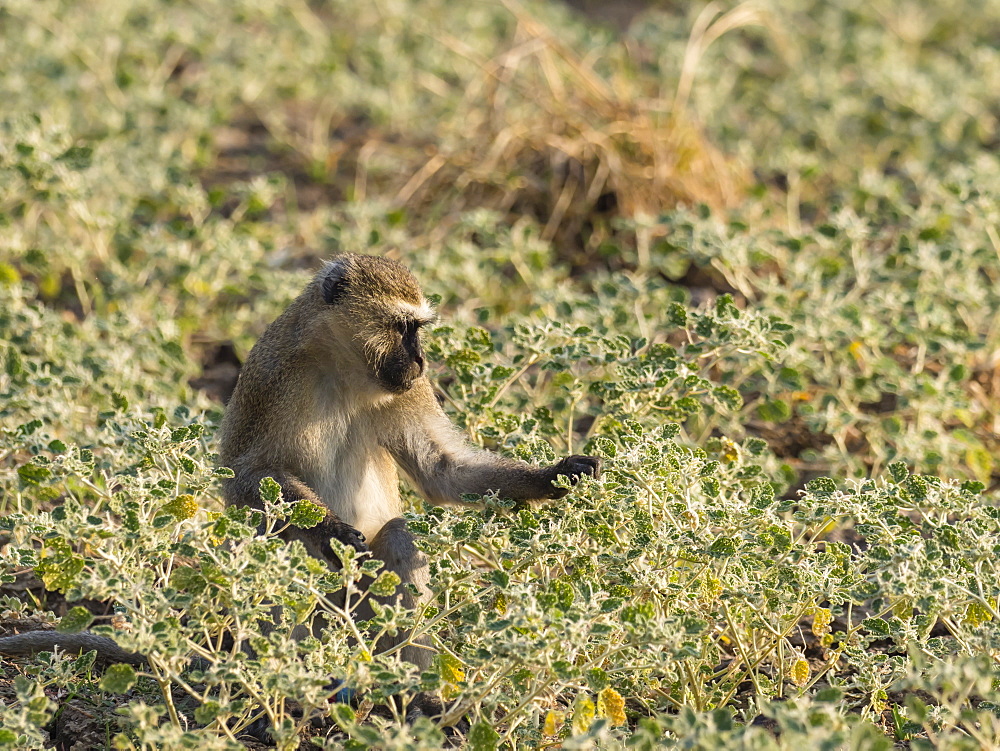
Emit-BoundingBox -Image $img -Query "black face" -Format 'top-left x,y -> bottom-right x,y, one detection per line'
376,319 -> 425,393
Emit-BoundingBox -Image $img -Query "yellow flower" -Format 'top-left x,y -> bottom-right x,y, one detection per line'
720,438 -> 740,463
789,658 -> 809,687
811,607 -> 832,638
702,576 -> 723,601
160,494 -> 198,521
543,710 -> 564,736
0,262 -> 21,287
848,340 -> 864,363
597,687 -> 627,726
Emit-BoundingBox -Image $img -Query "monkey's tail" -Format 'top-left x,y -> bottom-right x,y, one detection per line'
0,631 -> 145,666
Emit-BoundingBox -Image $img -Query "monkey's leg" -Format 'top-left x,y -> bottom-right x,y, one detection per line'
222,468 -> 368,555
358,517 -> 444,718
360,518 -> 432,671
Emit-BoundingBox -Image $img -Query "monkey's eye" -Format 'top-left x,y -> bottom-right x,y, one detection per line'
398,320 -> 421,337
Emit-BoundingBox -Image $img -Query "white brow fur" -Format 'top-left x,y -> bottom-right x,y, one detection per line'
393,300 -> 436,323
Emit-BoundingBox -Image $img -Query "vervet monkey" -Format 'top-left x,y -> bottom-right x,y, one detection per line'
217,254 -> 600,670
0,255 -> 601,697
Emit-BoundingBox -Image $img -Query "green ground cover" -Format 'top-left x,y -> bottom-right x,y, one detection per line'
1,0 -> 1000,747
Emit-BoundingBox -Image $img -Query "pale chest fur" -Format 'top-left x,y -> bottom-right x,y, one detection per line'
291,403 -> 401,541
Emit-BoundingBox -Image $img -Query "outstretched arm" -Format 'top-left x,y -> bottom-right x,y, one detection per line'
382,380 -> 600,505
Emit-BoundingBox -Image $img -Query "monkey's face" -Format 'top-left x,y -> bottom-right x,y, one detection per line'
374,317 -> 427,393
318,254 -> 435,394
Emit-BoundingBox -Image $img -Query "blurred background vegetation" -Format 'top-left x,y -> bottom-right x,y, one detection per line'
3,1 -> 1000,747
2,0 -> 998,493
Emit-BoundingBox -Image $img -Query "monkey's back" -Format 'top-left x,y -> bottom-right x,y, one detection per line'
218,293 -> 316,465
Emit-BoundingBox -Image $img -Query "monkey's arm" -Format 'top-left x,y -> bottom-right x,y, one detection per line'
0,631 -> 144,666
221,467 -> 368,554
383,381 -> 600,505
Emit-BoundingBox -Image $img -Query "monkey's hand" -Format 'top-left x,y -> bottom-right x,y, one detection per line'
546,455 -> 601,498
320,519 -> 369,556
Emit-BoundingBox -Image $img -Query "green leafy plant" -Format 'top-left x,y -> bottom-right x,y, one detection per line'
3,0 -> 1000,747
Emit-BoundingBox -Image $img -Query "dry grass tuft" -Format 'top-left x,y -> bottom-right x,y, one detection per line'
392,0 -> 764,261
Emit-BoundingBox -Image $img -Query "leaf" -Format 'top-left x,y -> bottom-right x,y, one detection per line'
194,701 -> 224,724
0,729 -> 19,744
100,663 -> 137,693
887,462 -> 908,483
712,385 -> 743,410
160,494 -> 198,521
436,653 -> 465,699
330,702 -> 356,729
258,476 -> 282,504
900,475 -> 929,502
965,447 -> 993,485
17,462 -> 51,486
667,302 -> 688,327
57,606 -> 94,633
57,144 -> 93,169
963,601 -> 993,628
708,536 -> 737,557
757,399 -> 791,422
369,571 -> 402,597
468,721 -> 500,751
862,617 -> 891,637
488,570 -> 509,588
598,687 -> 627,726
289,499 -> 326,528
169,566 -> 207,594
37,539 -> 85,593
789,658 -> 810,687
805,477 -> 837,496
715,293 -> 738,318
571,695 -> 596,736
543,710 -> 564,736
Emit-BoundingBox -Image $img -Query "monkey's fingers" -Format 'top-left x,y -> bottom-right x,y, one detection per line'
555,455 -> 602,481
329,522 -> 369,555
541,455 -> 601,499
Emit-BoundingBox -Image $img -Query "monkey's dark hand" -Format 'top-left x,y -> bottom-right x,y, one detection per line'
546,455 -> 602,498
322,520 -> 369,556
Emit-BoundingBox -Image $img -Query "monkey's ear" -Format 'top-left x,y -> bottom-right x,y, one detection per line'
321,260 -> 349,304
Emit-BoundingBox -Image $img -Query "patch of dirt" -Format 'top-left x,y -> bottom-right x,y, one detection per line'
51,699 -> 116,751
188,338 -> 242,405
561,0 -> 663,31
204,109 -> 386,215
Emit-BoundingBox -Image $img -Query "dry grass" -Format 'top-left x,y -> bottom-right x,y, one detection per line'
221,1 -> 774,264
387,1 -> 770,261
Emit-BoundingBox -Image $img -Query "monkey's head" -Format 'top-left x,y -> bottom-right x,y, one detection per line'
318,255 -> 435,394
